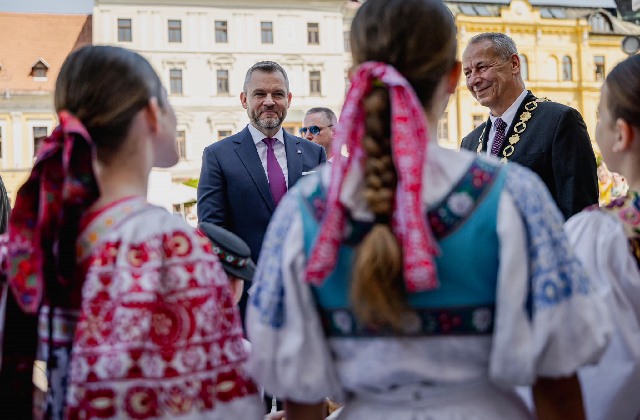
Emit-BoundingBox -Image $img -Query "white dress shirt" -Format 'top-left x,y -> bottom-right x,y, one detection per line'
248,124 -> 289,187
486,89 -> 528,156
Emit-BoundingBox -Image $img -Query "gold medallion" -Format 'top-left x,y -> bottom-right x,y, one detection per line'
508,134 -> 520,144
520,112 -> 532,122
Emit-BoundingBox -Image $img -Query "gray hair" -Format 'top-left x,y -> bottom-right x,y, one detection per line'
243,61 -> 289,92
305,107 -> 337,125
467,33 -> 518,60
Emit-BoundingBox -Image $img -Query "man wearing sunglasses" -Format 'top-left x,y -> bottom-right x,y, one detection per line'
301,107 -> 337,162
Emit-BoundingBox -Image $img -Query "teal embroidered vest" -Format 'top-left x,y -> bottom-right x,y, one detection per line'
299,158 -> 506,337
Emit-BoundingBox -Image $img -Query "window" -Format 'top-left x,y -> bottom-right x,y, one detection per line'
118,18 -> 132,42
217,69 -> 229,94
170,69 -> 183,94
31,60 -> 48,79
309,71 -> 321,95
562,56 -> 573,81
33,126 -> 48,156
594,56 -> 605,81
176,130 -> 186,160
168,20 -> 182,43
261,21 -> 273,44
519,54 -> 529,81
438,112 -> 449,142
307,23 -> 319,45
218,130 -> 232,140
590,13 -> 612,33
215,20 -> 228,43
472,114 -> 485,129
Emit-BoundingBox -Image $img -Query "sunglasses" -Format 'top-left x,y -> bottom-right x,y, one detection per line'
299,125 -> 332,136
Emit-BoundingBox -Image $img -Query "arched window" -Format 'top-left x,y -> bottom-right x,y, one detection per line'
590,13 -> 612,33
562,56 -> 573,81
519,54 -> 529,81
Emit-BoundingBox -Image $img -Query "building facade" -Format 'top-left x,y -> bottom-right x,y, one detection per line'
440,0 -> 640,150
93,0 -> 348,181
0,12 -> 91,200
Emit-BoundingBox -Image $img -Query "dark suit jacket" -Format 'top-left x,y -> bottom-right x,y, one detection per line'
197,125 -> 326,262
460,91 -> 598,219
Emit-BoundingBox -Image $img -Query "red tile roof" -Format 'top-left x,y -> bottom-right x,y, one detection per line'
0,13 -> 92,93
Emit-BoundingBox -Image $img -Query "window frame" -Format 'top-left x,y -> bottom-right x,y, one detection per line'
168,19 -> 182,43
216,69 -> 229,95
307,22 -> 320,45
261,21 -> 273,44
176,129 -> 187,160
562,56 -> 573,81
594,55 -> 605,81
117,18 -> 132,42
309,71 -> 322,96
169,68 -> 183,95
215,20 -> 228,43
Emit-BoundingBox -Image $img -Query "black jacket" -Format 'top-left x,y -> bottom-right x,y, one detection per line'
460,91 -> 598,219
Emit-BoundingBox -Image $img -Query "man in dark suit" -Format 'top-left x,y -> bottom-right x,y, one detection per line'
197,60 -> 325,334
460,33 -> 598,219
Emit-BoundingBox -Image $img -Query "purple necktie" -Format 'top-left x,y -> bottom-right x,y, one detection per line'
490,118 -> 507,157
263,137 -> 287,205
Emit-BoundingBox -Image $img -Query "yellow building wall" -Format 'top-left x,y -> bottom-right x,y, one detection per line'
441,0 -> 631,150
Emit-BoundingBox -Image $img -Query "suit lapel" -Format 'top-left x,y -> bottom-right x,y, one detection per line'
480,118 -> 492,153
284,131 -> 302,188
234,127 -> 276,211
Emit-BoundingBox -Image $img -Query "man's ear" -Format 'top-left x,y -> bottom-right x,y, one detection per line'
511,53 -> 521,75
614,118 -> 634,153
145,97 -> 161,133
240,91 -> 248,109
287,91 -> 292,108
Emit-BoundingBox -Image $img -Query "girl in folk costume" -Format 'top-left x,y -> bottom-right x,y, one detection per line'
0,46 -> 262,419
564,54 -> 640,420
246,0 -> 610,419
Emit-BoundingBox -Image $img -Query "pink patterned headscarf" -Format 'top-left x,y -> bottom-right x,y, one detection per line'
6,111 -> 99,313
305,62 -> 440,293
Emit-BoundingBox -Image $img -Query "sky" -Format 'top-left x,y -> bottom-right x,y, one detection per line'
0,0 -> 93,14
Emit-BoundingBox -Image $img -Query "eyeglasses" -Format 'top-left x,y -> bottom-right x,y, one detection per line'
299,125 -> 332,136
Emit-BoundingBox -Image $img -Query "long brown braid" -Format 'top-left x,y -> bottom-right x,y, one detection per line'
351,86 -> 407,330
348,0 -> 457,330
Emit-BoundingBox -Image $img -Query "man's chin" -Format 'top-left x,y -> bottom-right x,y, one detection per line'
256,118 -> 281,130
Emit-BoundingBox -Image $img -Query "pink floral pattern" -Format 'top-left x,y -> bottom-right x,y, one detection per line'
305,62 -> 439,293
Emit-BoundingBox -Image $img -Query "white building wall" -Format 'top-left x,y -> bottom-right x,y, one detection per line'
93,0 -> 347,180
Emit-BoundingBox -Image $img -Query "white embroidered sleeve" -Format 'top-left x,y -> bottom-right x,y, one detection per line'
247,192 -> 343,403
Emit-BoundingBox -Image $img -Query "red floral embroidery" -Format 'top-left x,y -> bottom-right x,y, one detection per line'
124,386 -> 159,419
127,242 -> 151,267
163,231 -> 193,258
75,388 -> 116,419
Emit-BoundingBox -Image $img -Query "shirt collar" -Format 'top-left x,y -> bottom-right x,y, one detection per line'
248,123 -> 285,146
489,89 -> 528,127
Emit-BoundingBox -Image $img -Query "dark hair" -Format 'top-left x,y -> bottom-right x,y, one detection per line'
305,107 -> 337,126
243,61 -> 290,93
467,32 -> 518,61
349,0 -> 457,330
54,45 -> 164,163
605,54 -> 640,130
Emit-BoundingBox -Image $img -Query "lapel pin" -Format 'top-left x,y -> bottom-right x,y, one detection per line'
297,149 -> 302,154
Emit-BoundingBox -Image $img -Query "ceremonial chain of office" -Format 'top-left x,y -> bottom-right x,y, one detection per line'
476,97 -> 550,163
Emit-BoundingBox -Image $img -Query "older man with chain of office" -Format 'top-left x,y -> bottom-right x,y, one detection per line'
460,32 -> 598,219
